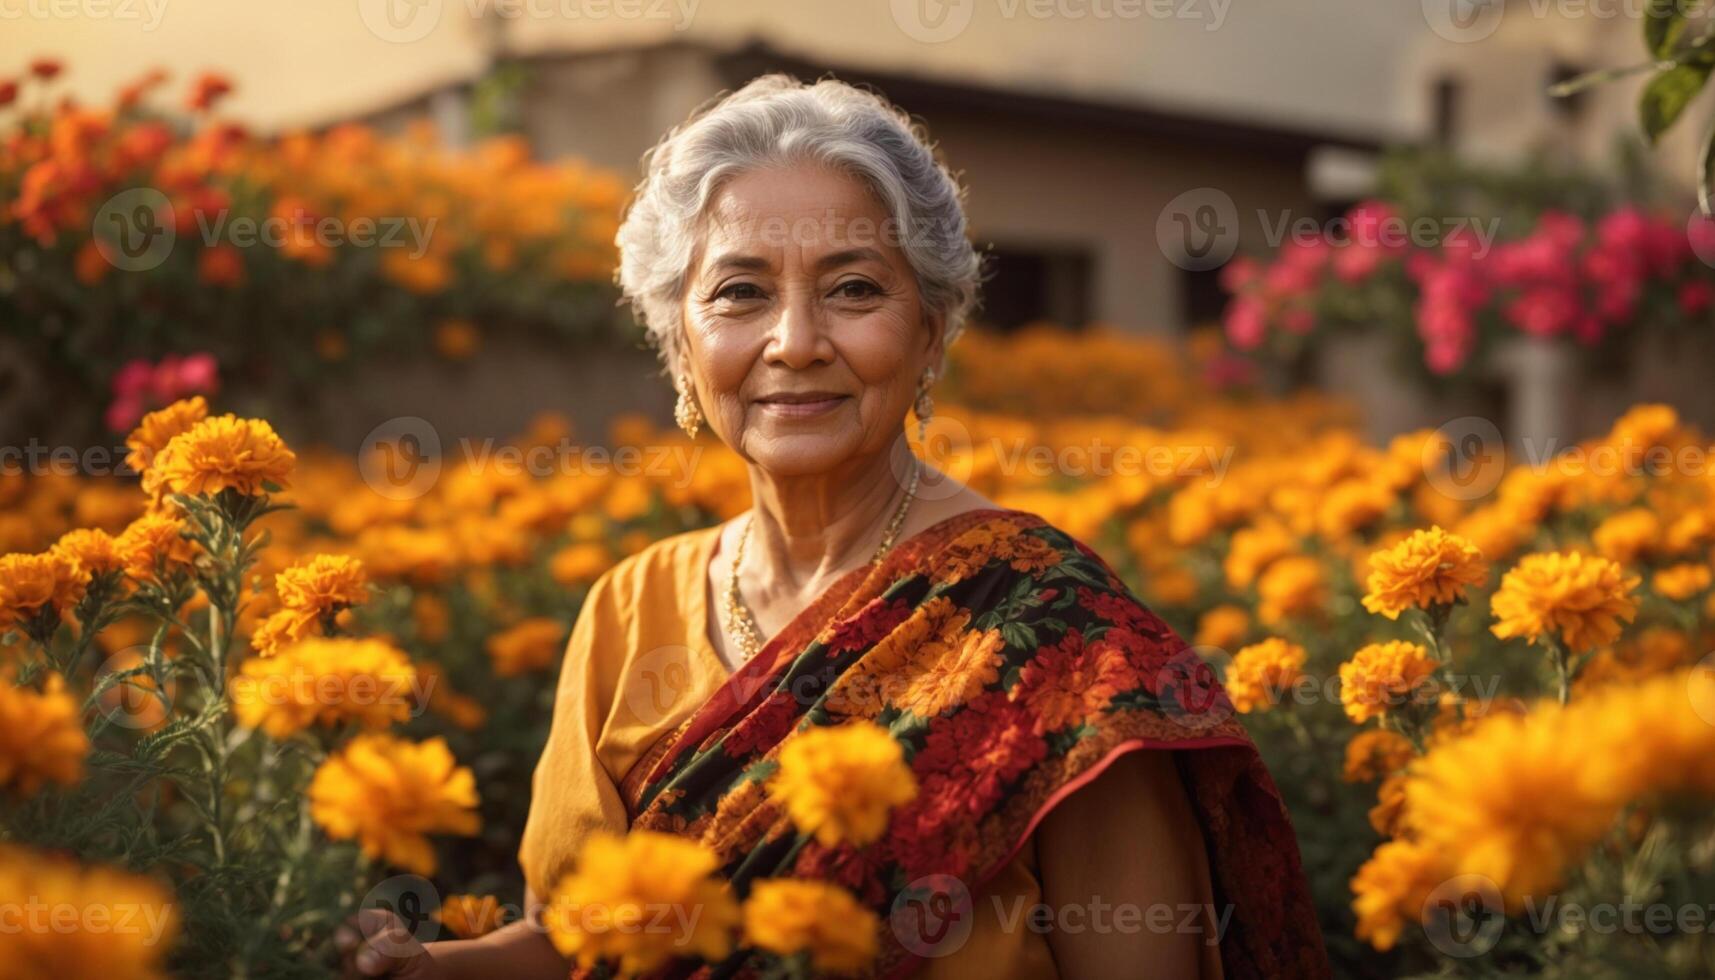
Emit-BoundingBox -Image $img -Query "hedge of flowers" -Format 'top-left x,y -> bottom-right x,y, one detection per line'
3,326 -> 1715,977
1221,195 -> 1715,383
0,60 -> 627,437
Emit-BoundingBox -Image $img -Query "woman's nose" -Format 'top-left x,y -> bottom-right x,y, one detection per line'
763,290 -> 834,369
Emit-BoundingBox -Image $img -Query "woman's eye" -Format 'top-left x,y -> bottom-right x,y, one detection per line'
715,282 -> 763,302
832,280 -> 881,300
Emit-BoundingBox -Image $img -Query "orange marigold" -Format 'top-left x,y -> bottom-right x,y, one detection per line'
436,894 -> 508,939
147,415 -> 295,497
1360,526 -> 1488,620
1338,641 -> 1438,724
1490,551 -> 1640,653
0,673 -> 89,795
123,396 -> 208,474
1225,638 -> 1306,714
0,552 -> 85,632
275,554 -> 369,615
485,617 -> 568,677
770,721 -> 918,848
308,734 -> 479,875
742,879 -> 878,975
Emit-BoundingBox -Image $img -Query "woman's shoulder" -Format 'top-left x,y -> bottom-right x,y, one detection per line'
582,524 -> 722,619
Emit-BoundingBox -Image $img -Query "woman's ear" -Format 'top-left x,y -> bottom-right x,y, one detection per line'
923,311 -> 947,376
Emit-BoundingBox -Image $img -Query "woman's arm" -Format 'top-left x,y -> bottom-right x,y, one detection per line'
1035,748 -> 1222,979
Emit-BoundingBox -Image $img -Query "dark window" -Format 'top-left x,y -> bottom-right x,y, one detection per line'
1432,75 -> 1461,148
977,245 -> 1093,332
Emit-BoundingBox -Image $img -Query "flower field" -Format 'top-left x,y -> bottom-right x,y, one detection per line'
2,324 -> 1713,976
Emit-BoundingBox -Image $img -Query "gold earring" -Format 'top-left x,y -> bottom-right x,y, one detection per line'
913,369 -> 936,444
674,377 -> 702,439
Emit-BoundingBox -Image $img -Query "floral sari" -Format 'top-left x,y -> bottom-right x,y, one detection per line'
592,509 -> 1326,978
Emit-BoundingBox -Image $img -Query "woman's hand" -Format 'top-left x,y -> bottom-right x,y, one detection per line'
336,909 -> 445,979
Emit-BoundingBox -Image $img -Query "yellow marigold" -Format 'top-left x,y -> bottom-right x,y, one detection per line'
1575,627 -> 1694,691
249,607 -> 317,657
436,894 -> 507,939
1360,526 -> 1488,620
1591,508 -> 1660,564
1652,562 -> 1712,602
1368,774 -> 1408,836
543,830 -> 738,975
0,673 -> 88,795
0,552 -> 85,632
231,637 -> 417,737
1256,555 -> 1327,626
308,734 -> 479,876
276,554 -> 369,615
770,721 -> 918,848
1316,478 -> 1394,540
485,617 -> 568,677
742,879 -> 878,975
50,528 -> 125,580
549,541 -> 614,587
114,514 -> 198,582
1581,668 -> 1715,801
0,844 -> 180,980
1402,706 -> 1625,909
147,415 -> 296,497
1341,730 -> 1416,783
1225,638 -> 1306,714
1222,520 -> 1294,589
123,396 -> 208,473
1338,641 -> 1437,724
1490,551 -> 1640,653
1350,838 -> 1447,952
1192,604 -> 1250,650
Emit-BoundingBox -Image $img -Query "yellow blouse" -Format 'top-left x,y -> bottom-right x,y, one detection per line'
519,526 -> 1212,978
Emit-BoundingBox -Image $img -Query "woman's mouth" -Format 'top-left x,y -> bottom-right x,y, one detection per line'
755,392 -> 849,418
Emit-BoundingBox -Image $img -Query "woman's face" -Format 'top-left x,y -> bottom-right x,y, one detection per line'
679,163 -> 941,478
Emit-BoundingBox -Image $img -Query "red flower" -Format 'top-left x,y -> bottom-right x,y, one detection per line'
910,691 -> 1046,813
1011,628 -> 1139,734
0,79 -> 17,107
198,244 -> 244,287
720,689 -> 800,759
823,596 -> 913,656
187,72 -> 233,112
29,58 -> 63,81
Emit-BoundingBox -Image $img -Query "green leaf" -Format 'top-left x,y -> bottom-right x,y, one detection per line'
1645,0 -> 1696,59
1641,61 -> 1715,143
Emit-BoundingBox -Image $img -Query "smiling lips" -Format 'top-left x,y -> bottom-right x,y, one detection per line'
755,391 -> 848,418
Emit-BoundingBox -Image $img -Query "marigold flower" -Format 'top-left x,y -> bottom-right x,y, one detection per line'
1652,562 -> 1712,602
548,542 -> 614,587
1368,774 -> 1407,836
50,528 -> 125,581
147,414 -> 295,497
1341,730 -> 1416,783
436,894 -> 507,939
1192,604 -> 1250,650
0,844 -> 179,980
742,879 -> 878,975
275,554 -> 369,615
123,397 -> 209,474
542,831 -> 738,974
1256,555 -> 1327,626
1225,638 -> 1306,713
0,552 -> 85,632
485,617 -> 567,677
0,674 -> 89,795
1591,508 -> 1660,564
231,637 -> 417,737
308,734 -> 479,875
769,721 -> 917,848
1338,641 -> 1437,724
1490,551 -> 1640,653
114,514 -> 199,583
1360,526 -> 1488,620
1350,838 -> 1447,951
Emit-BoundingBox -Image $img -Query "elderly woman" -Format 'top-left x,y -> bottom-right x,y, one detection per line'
341,75 -> 1325,979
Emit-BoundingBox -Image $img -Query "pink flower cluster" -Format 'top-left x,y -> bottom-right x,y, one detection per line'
1222,201 -> 1715,376
106,352 -> 219,431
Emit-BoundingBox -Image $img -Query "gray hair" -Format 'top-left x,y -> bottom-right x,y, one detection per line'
615,73 -> 982,376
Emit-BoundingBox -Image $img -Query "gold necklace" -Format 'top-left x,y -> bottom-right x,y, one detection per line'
723,462 -> 921,664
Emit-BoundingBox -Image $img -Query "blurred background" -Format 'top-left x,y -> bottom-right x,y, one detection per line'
8,0 -> 1715,452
